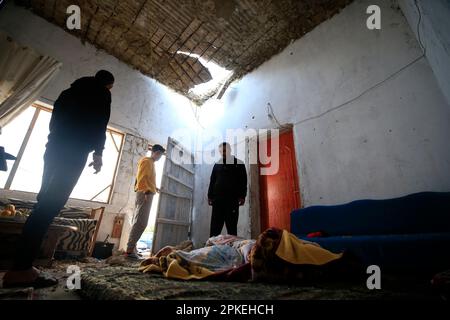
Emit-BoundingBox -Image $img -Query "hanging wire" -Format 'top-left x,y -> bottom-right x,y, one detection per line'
414,0 -> 427,56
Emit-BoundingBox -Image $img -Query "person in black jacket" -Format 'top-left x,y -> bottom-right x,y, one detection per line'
208,142 -> 247,237
3,70 -> 114,288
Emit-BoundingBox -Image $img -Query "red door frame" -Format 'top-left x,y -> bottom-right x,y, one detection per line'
258,128 -> 301,232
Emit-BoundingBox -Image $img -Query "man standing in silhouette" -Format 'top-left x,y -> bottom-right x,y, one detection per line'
208,142 -> 247,237
3,70 -> 114,288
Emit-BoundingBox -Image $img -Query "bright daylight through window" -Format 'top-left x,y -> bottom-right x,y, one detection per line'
0,103 -> 124,203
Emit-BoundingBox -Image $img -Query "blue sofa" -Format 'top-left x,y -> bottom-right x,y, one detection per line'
291,192 -> 450,273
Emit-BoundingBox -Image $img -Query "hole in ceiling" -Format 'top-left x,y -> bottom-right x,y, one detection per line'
177,51 -> 233,100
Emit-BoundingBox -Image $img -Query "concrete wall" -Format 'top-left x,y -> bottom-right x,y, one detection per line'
0,3 -> 200,250
192,0 -> 450,245
399,0 -> 450,105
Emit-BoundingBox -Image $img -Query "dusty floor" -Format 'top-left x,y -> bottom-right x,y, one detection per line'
0,257 -> 136,300
1,258 -> 447,300
1,263 -> 85,300
0,269 -> 80,300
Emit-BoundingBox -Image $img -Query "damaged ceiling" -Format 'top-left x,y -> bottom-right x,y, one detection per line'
18,0 -> 352,104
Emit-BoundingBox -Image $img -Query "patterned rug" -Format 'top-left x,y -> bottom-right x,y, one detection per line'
79,264 -> 441,300
1,260 -> 443,300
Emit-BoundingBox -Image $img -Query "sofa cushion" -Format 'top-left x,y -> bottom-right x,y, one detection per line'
291,192 -> 450,236
300,233 -> 450,273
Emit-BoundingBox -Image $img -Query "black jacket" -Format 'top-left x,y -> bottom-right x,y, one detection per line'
48,77 -> 111,155
208,156 -> 247,201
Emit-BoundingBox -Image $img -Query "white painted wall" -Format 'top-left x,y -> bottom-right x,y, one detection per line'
0,3 -> 201,250
192,0 -> 450,245
399,0 -> 450,105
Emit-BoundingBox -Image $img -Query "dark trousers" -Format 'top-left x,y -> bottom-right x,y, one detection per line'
13,142 -> 89,270
210,198 -> 239,237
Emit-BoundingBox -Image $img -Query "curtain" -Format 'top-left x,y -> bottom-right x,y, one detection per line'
0,31 -> 62,128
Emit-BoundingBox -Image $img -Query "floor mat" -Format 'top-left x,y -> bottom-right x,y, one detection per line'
2,260 -> 443,300
79,265 -> 441,300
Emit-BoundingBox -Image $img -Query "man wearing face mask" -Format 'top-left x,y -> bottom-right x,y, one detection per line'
208,142 -> 247,237
3,70 -> 114,288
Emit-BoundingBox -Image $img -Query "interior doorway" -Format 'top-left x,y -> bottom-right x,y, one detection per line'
258,129 -> 301,232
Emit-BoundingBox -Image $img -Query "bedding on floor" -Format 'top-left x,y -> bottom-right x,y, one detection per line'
139,228 -> 356,283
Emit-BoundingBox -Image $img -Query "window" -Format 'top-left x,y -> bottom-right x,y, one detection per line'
0,103 -> 124,203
